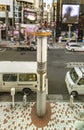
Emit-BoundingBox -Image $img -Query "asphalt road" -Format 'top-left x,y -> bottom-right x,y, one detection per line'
0,48 -> 84,97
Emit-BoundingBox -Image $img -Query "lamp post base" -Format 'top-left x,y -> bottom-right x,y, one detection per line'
37,90 -> 46,117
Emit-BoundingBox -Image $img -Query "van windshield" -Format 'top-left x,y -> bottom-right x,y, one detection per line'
70,68 -> 79,83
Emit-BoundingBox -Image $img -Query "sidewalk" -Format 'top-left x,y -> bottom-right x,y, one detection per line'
0,40 -> 84,49
0,40 -> 17,48
0,40 -> 65,49
0,101 -> 84,130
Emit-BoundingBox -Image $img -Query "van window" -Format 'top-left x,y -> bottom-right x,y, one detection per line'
3,74 -> 17,82
19,73 -> 37,81
70,68 -> 78,83
78,78 -> 84,85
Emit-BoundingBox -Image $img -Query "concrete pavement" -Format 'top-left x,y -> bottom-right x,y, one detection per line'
0,40 -> 84,49
0,40 -> 65,49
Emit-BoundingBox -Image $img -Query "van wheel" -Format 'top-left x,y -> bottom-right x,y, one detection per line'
71,91 -> 78,98
23,88 -> 31,96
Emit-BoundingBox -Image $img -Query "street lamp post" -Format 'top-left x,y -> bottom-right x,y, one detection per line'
41,0 -> 44,18
68,24 -> 72,42
36,30 -> 51,117
5,6 -> 9,40
53,0 -> 55,22
31,30 -> 51,117
0,28 -> 1,42
0,21 -> 3,42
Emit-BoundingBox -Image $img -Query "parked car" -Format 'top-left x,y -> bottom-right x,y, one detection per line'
65,67 -> 84,97
15,41 -> 37,51
66,42 -> 84,51
15,40 -> 50,51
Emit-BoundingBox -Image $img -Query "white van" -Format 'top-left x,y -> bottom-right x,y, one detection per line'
65,67 -> 84,97
0,61 -> 37,94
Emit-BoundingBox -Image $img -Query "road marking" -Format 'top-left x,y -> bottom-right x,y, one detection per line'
47,94 -> 63,101
66,62 -> 84,68
0,48 -> 7,52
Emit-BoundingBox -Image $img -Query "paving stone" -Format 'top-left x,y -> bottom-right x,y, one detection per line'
0,102 -> 84,129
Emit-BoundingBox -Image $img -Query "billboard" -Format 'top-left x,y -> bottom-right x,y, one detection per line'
62,4 -> 80,24
24,11 -> 37,21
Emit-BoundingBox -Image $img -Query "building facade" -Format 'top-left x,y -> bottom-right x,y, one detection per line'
0,0 -> 40,40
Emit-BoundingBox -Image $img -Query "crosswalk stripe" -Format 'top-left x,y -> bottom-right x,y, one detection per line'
66,62 -> 84,68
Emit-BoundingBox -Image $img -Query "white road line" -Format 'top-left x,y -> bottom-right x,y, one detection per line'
0,48 -> 7,52
66,62 -> 84,68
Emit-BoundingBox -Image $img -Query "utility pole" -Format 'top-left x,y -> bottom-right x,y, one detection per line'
12,0 -> 15,28
21,2 -> 24,23
0,21 -> 3,42
41,0 -> 44,18
53,0 -> 55,22
5,6 -> 9,40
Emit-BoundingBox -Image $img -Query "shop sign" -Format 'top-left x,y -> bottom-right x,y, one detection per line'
24,11 -> 37,21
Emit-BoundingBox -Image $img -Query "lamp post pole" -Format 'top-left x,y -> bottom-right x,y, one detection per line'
36,30 -> 51,117
42,0 -> 44,18
31,30 -> 51,117
0,21 -> 2,42
5,7 -> 9,40
53,0 -> 55,22
68,24 -> 72,42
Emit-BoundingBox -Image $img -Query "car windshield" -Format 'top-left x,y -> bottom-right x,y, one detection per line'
70,68 -> 79,83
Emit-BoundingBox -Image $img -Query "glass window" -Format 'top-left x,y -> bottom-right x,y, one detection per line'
70,68 -> 79,83
3,74 -> 17,82
19,73 -> 37,81
78,78 -> 84,85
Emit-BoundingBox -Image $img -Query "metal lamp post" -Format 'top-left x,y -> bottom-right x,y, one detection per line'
0,22 -> 2,42
31,30 -> 51,117
68,24 -> 72,42
0,21 -> 3,42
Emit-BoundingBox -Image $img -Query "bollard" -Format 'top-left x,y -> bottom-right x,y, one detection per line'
23,94 -> 27,107
70,95 -> 74,108
11,88 -> 15,108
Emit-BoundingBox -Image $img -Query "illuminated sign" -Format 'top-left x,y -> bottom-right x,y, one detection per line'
24,11 -> 37,21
